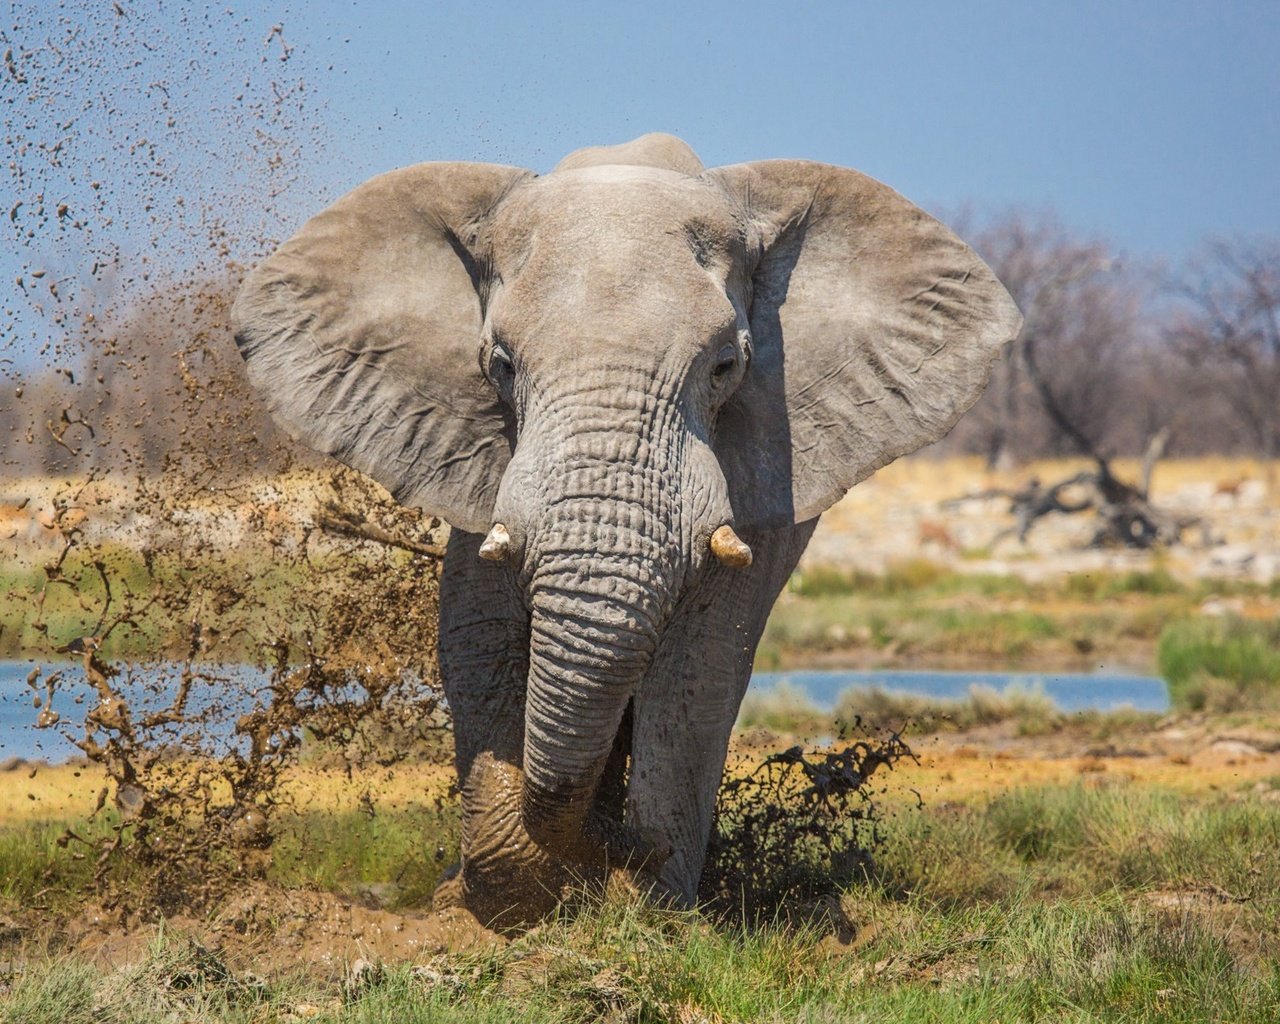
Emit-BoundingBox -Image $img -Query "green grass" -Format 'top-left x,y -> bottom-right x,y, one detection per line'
759,594 -> 1077,667
0,540 -> 423,662
1157,616 -> 1280,711
735,679 -> 828,736
787,560 -> 1226,604
836,680 -> 1064,736
5,782 -> 1279,1022
0,818 -> 101,906
6,901 -> 1277,1023
738,679 -> 1158,739
9,544 -> 1273,682
268,806 -> 460,909
757,559 -> 1280,672
0,542 -> 308,660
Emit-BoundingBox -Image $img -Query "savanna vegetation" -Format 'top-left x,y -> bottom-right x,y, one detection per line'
1158,616 -> 1280,712
758,558 -> 1279,695
4,764 -> 1280,1022
2,6 -> 1278,1021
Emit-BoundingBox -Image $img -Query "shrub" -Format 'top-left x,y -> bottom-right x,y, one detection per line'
834,681 -> 1062,734
1065,567 -> 1185,601
881,557 -> 948,593
788,565 -> 875,598
1157,616 -> 1280,710
702,734 -> 916,921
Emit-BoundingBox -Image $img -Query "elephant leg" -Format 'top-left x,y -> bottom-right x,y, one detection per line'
624,520 -> 816,904
437,529 -> 567,929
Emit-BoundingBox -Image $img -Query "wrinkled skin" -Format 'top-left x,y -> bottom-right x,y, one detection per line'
233,134 -> 1021,928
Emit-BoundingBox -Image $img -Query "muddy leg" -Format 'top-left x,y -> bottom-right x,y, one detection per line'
438,530 -> 565,929
626,522 -> 815,903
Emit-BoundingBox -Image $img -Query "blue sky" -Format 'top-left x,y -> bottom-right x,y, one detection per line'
283,0 -> 1279,258
3,0 -> 1278,331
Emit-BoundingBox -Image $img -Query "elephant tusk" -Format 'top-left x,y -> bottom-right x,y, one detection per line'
709,524 -> 752,568
479,523 -> 512,562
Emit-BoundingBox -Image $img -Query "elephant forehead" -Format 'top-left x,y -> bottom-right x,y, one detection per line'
488,174 -> 742,348
491,171 -> 740,268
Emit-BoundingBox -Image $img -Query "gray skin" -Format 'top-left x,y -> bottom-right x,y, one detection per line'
232,133 -> 1022,929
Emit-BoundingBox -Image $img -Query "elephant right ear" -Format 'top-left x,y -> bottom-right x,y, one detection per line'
232,162 -> 533,534
707,160 -> 1022,530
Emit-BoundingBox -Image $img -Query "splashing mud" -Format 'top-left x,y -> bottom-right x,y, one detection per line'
701,733 -> 918,924
1,2 -> 452,918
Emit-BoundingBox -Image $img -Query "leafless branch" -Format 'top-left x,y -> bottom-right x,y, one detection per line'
314,502 -> 445,559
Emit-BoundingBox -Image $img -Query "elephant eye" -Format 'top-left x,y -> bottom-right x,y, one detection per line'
710,344 -> 738,385
487,342 -> 515,393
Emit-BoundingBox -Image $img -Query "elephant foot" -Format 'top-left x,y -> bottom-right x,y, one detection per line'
454,751 -> 675,930
453,752 -> 575,931
580,814 -> 672,877
430,865 -> 465,911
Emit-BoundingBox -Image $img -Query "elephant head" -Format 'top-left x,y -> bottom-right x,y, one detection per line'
232,133 -> 1020,869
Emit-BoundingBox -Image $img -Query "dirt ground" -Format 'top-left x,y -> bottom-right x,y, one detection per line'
4,708 -> 1279,977
806,455 -> 1280,583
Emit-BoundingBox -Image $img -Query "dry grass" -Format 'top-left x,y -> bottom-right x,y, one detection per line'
842,454 -> 1276,505
892,744 -> 1280,804
10,714 -> 1280,831
2,758 -> 455,826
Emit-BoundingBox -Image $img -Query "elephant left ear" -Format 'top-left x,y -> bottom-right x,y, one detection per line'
706,160 -> 1022,529
231,162 -> 533,533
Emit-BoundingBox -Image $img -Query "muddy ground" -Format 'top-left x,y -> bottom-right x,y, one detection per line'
3,707 -> 1278,981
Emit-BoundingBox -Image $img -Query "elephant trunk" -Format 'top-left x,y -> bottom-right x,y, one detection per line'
518,487 -> 676,864
492,378 -> 735,867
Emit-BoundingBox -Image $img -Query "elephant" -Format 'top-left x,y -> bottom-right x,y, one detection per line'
231,133 -> 1021,929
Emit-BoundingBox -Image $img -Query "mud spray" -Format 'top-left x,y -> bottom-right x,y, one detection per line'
2,3 -> 451,922
1,2 -> 909,935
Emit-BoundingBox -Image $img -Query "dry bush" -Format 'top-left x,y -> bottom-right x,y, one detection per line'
1,4 -> 454,915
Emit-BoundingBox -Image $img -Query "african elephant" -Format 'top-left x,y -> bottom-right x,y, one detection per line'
232,133 -> 1021,928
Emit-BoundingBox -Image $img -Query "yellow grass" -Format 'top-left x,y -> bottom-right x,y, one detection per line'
1,759 -> 455,825
891,745 -> 1280,804
858,454 -> 1276,501
0,763 -> 105,823
9,723 -> 1279,829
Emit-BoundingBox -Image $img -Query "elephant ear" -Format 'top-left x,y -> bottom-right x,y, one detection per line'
707,160 -> 1022,529
232,162 -> 533,534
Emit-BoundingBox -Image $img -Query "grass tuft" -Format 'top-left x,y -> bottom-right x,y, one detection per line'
835,680 -> 1063,735
735,679 -> 827,736
1158,616 -> 1280,710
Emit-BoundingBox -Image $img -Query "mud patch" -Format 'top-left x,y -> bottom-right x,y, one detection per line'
64,883 -> 504,978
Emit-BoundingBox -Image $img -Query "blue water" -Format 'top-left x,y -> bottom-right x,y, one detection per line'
0,661 -> 1168,763
0,660 -> 269,764
750,669 -> 1169,713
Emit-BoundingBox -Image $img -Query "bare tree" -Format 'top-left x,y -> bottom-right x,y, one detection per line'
948,210 -> 1155,467
940,222 -> 1206,549
1167,238 -> 1280,462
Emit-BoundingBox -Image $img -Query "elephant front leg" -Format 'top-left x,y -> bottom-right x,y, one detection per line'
625,522 -> 816,903
437,530 -> 567,929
